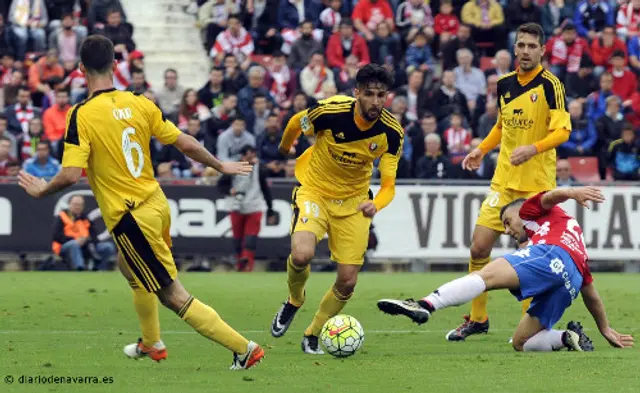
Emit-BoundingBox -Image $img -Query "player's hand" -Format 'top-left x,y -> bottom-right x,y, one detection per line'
509,145 -> 537,166
569,186 -> 605,208
278,146 -> 296,157
357,201 -> 377,218
601,327 -> 634,348
462,148 -> 483,170
218,161 -> 253,176
18,170 -> 47,198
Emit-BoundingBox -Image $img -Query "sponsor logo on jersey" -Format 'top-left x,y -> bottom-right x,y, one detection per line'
513,108 -> 524,115
329,148 -> 367,166
300,115 -> 312,133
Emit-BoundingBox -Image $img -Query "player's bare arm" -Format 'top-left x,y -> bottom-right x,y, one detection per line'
174,133 -> 253,176
580,283 -> 634,348
18,167 -> 83,199
540,187 -> 606,210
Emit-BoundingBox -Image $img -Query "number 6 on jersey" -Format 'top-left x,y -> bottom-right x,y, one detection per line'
122,127 -> 144,178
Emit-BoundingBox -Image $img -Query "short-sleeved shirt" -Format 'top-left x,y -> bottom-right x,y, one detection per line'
62,88 -> 182,231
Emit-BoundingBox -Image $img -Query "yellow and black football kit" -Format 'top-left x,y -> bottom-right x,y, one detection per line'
476,64 -> 572,233
62,88 -> 182,292
280,95 -> 404,265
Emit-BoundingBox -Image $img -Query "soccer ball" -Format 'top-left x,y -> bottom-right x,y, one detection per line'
320,314 -> 364,357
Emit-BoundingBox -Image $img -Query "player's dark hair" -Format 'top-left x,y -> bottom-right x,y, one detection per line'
107,7 -> 120,16
80,35 -> 114,75
300,19 -> 314,27
165,68 -> 177,76
272,50 -> 285,58
18,85 -> 30,94
355,64 -> 394,91
0,113 -> 7,122
230,116 -> 245,123
267,112 -> 279,119
188,114 -> 200,122
622,122 -> 635,132
517,23 -> 545,45
6,160 -> 19,167
223,92 -> 237,100
228,13 -> 241,21
253,92 -> 267,101
131,68 -> 145,76
422,111 -> 435,119
0,135 -> 10,143
500,198 -> 527,220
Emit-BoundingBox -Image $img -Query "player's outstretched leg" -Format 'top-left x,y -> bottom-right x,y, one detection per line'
447,226 -> 498,341
271,231 -> 315,338
117,254 -> 167,362
301,264 -> 358,355
157,279 -> 264,370
379,258 -> 519,328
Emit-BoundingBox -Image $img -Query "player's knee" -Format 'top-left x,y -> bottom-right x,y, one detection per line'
291,245 -> 313,267
512,341 -> 524,352
470,241 -> 492,260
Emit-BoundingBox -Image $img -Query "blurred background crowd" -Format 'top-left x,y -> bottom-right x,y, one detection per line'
0,0 -> 639,186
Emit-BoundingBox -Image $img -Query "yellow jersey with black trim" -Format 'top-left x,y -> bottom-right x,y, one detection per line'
296,95 -> 404,199
494,67 -> 571,192
61,88 -> 182,232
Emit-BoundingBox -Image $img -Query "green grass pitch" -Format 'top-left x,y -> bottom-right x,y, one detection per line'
0,272 -> 638,393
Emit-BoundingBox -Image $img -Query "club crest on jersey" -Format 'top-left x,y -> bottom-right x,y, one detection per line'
369,142 -> 378,151
335,132 -> 345,140
300,217 -> 308,224
530,93 -> 538,102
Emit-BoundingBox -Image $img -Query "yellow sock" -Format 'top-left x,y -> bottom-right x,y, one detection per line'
469,256 -> 491,322
521,297 -> 532,316
304,285 -> 352,337
287,254 -> 310,307
179,296 -> 249,354
132,286 -> 161,347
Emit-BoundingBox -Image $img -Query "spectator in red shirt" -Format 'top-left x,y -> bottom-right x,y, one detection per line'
544,22 -> 590,82
352,0 -> 395,42
434,0 -> 460,47
326,19 -> 370,70
610,50 -> 637,102
590,25 -> 627,76
43,88 -> 71,146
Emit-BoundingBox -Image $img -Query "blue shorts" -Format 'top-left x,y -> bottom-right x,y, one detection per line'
503,244 -> 584,329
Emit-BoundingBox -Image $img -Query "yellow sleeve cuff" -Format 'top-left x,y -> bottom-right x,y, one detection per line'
279,111 -> 305,152
478,124 -> 502,156
534,128 -> 571,153
373,178 -> 395,211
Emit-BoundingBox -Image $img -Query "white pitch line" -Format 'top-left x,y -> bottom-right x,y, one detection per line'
0,328 -> 613,335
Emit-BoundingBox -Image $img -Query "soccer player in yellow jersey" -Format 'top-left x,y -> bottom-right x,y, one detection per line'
17,36 -> 265,370
270,64 -> 404,354
446,23 -> 572,341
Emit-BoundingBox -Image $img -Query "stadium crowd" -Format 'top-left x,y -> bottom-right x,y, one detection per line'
0,0 -> 639,185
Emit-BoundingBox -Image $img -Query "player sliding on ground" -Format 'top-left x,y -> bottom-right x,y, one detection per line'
18,35 -> 265,370
270,64 -> 404,354
378,187 -> 634,352
452,22 -> 571,341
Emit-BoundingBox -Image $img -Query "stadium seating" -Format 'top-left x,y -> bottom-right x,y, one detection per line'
567,157 -> 600,184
